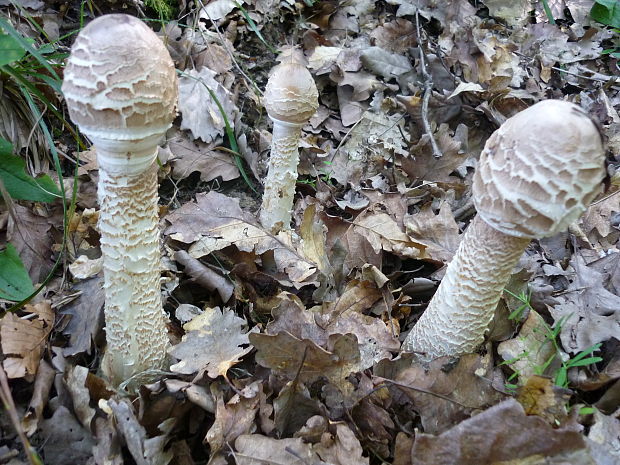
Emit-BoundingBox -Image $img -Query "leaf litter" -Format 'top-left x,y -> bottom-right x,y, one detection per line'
0,0 -> 619,464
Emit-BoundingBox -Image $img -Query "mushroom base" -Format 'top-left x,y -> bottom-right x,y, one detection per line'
401,215 -> 530,360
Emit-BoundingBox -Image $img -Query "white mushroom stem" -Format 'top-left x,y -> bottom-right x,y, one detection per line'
259,118 -> 304,231
400,216 -> 529,358
96,141 -> 170,384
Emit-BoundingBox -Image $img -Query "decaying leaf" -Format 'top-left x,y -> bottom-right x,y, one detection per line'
177,67 -> 237,143
165,191 -> 317,285
353,211 -> 425,259
234,434 -> 325,465
107,399 -> 174,465
410,399 -> 596,464
497,310 -> 559,383
169,307 -> 256,378
40,406 -> 95,465
393,353 -> 506,434
166,128 -> 239,182
516,375 -> 572,425
1,301 -> 54,378
206,390 -> 260,454
250,331 -> 361,393
405,202 -> 462,264
548,256 -> 620,354
60,276 -> 105,356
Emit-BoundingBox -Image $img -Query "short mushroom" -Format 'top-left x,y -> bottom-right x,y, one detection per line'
259,61 -> 318,233
401,100 -> 605,360
62,14 -> 178,385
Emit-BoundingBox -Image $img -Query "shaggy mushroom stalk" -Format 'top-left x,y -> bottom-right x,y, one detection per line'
259,61 -> 318,233
401,100 -> 605,360
62,14 -> 178,385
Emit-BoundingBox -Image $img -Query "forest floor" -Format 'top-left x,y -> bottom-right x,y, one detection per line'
0,0 -> 619,464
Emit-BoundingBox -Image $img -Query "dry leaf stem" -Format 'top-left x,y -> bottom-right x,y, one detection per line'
415,10 -> 442,159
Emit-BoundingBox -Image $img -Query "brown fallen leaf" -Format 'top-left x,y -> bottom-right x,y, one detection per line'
548,255 -> 620,354
393,353 -> 506,434
250,331 -> 360,394
169,307 -> 256,379
234,434 -> 326,465
405,202 -> 462,264
21,360 -> 55,436
40,405 -> 95,465
517,375 -> 572,425
313,422 -> 369,465
410,399 -> 592,465
165,191 -> 317,285
1,301 -> 54,379
206,390 -> 260,454
166,128 -> 239,182
273,380 -> 324,436
60,276 -> 105,356
106,398 -> 174,465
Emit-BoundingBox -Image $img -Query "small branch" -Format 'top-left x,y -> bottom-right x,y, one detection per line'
0,365 -> 43,465
415,10 -> 442,159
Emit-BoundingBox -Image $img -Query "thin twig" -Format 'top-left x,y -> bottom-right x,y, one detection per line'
0,365 -> 43,465
415,9 -> 442,159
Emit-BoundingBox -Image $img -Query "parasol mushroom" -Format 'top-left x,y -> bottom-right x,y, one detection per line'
401,100 -> 606,360
259,61 -> 318,233
62,14 -> 178,385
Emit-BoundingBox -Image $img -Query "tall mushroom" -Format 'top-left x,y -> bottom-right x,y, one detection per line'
62,14 -> 178,385
259,61 -> 318,233
401,100 -> 605,360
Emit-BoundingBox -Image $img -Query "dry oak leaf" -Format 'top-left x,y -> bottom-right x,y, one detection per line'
405,202 -> 462,264
548,255 -> 620,354
39,405 -> 95,465
353,211 -> 425,259
166,128 -> 239,182
273,380 -> 323,436
107,398 -> 175,465
206,391 -> 260,454
177,67 -> 237,143
1,301 -> 54,378
165,191 -> 317,285
169,307 -> 256,378
234,435 -> 327,465
250,331 -> 361,393
410,399 -> 593,465
313,423 -> 369,465
394,353 -> 506,434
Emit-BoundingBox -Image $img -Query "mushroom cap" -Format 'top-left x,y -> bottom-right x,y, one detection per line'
62,14 -> 178,146
473,100 -> 605,238
263,62 -> 318,125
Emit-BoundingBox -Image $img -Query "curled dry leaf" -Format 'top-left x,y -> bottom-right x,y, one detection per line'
165,191 -> 317,285
177,67 -> 237,143
393,353 -> 506,434
107,398 -> 175,465
234,434 -> 325,465
169,307 -> 256,378
410,399 -> 594,465
250,331 -> 360,394
548,255 -> 620,354
1,301 -> 54,379
405,202 -> 462,264
166,128 -> 239,182
206,390 -> 260,454
497,310 -> 559,383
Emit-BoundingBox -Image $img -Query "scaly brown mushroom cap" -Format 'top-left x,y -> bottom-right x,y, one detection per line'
263,62 -> 318,125
473,100 -> 604,238
62,14 -> 177,148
